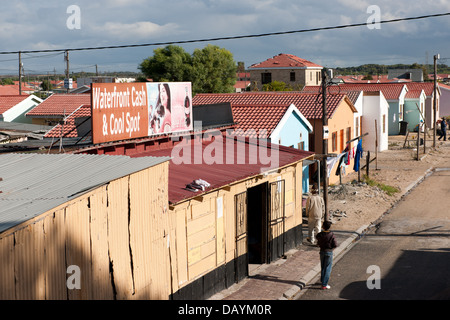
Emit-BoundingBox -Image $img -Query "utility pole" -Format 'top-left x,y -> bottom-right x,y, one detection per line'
433,54 -> 439,148
65,50 -> 70,93
96,64 -> 99,77
18,51 -> 22,95
321,68 -> 329,221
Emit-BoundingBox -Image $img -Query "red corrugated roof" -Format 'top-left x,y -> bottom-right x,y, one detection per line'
0,95 -> 30,114
26,93 -> 90,117
303,83 -> 407,101
45,105 -> 91,138
249,53 -> 323,69
192,91 -> 349,119
130,133 -> 313,204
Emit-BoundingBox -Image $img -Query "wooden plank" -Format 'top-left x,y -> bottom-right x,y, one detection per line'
0,234 -> 15,299
128,164 -> 170,300
65,199 -> 92,300
295,163 -> 303,227
107,177 -> 135,299
129,169 -> 153,299
190,199 -> 211,220
187,227 -> 216,253
188,239 -> 216,265
175,208 -> 188,287
187,211 -> 215,236
224,192 -> 236,263
285,189 -> 294,205
215,196 -> 225,265
89,187 -> 114,300
188,253 -> 216,281
43,209 -> 67,300
14,222 -> 46,300
168,208 -> 179,295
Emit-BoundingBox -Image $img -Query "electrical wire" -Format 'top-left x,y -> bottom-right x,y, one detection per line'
0,12 -> 449,55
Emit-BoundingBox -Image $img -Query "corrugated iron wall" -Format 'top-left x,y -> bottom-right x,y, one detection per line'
0,162 -> 169,300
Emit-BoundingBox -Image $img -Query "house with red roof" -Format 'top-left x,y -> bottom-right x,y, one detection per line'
306,83 -> 408,135
302,85 -> 391,152
248,53 -> 323,91
0,84 -> 35,96
77,125 -> 314,300
403,89 -> 427,132
234,72 -> 251,92
0,95 -> 43,123
44,104 -> 91,139
404,82 -> 441,130
193,91 -> 357,185
25,93 -> 90,126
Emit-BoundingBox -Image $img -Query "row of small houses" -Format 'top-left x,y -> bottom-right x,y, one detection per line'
0,79 -> 446,300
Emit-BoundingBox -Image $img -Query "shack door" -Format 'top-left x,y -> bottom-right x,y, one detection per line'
268,180 -> 285,263
234,191 -> 248,282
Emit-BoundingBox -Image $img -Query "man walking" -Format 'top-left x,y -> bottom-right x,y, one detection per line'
438,117 -> 447,141
316,221 -> 338,290
305,184 -> 325,245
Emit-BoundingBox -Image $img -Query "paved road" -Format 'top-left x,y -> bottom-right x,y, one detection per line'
297,168 -> 450,300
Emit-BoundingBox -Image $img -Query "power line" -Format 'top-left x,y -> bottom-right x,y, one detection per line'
0,12 -> 449,55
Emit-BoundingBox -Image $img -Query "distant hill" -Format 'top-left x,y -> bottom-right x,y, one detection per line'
333,63 -> 450,76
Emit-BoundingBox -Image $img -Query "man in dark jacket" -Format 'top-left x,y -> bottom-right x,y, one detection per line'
438,118 -> 447,141
316,221 -> 338,290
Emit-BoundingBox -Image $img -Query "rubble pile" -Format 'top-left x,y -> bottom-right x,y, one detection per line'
328,181 -> 390,202
329,209 -> 347,222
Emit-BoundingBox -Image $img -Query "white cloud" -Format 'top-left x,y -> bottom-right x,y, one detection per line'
93,21 -> 181,40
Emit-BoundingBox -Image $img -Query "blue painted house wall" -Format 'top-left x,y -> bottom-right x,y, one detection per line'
272,110 -> 312,193
404,98 -> 425,132
278,112 -> 310,150
388,101 -> 401,135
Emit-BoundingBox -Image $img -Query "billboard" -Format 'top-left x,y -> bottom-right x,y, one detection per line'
91,82 -> 192,144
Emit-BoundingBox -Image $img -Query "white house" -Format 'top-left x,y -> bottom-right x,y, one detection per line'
0,95 -> 43,123
361,91 -> 389,152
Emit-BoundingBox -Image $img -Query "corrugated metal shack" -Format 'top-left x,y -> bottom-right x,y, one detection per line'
0,153 -> 171,300
81,127 -> 314,300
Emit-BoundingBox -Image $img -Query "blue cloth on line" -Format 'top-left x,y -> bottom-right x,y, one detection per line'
353,139 -> 363,172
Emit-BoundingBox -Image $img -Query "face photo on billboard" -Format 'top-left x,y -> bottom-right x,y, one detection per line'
148,83 -> 172,135
147,82 -> 192,136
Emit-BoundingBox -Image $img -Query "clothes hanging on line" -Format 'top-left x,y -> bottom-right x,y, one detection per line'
353,139 -> 363,172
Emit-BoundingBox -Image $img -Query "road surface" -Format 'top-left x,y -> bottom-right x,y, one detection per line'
297,168 -> 450,300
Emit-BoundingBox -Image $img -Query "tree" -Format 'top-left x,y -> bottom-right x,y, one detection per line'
139,45 -> 192,82
262,81 -> 292,91
0,78 -> 14,85
40,80 -> 52,91
138,44 -> 237,95
237,62 -> 246,73
191,44 -> 236,94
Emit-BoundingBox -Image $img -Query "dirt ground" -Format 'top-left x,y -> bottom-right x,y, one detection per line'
323,133 -> 450,232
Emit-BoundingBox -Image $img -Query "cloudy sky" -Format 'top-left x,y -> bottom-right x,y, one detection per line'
1,0 -> 449,76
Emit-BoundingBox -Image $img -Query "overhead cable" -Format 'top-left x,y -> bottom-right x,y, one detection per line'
0,12 -> 449,55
